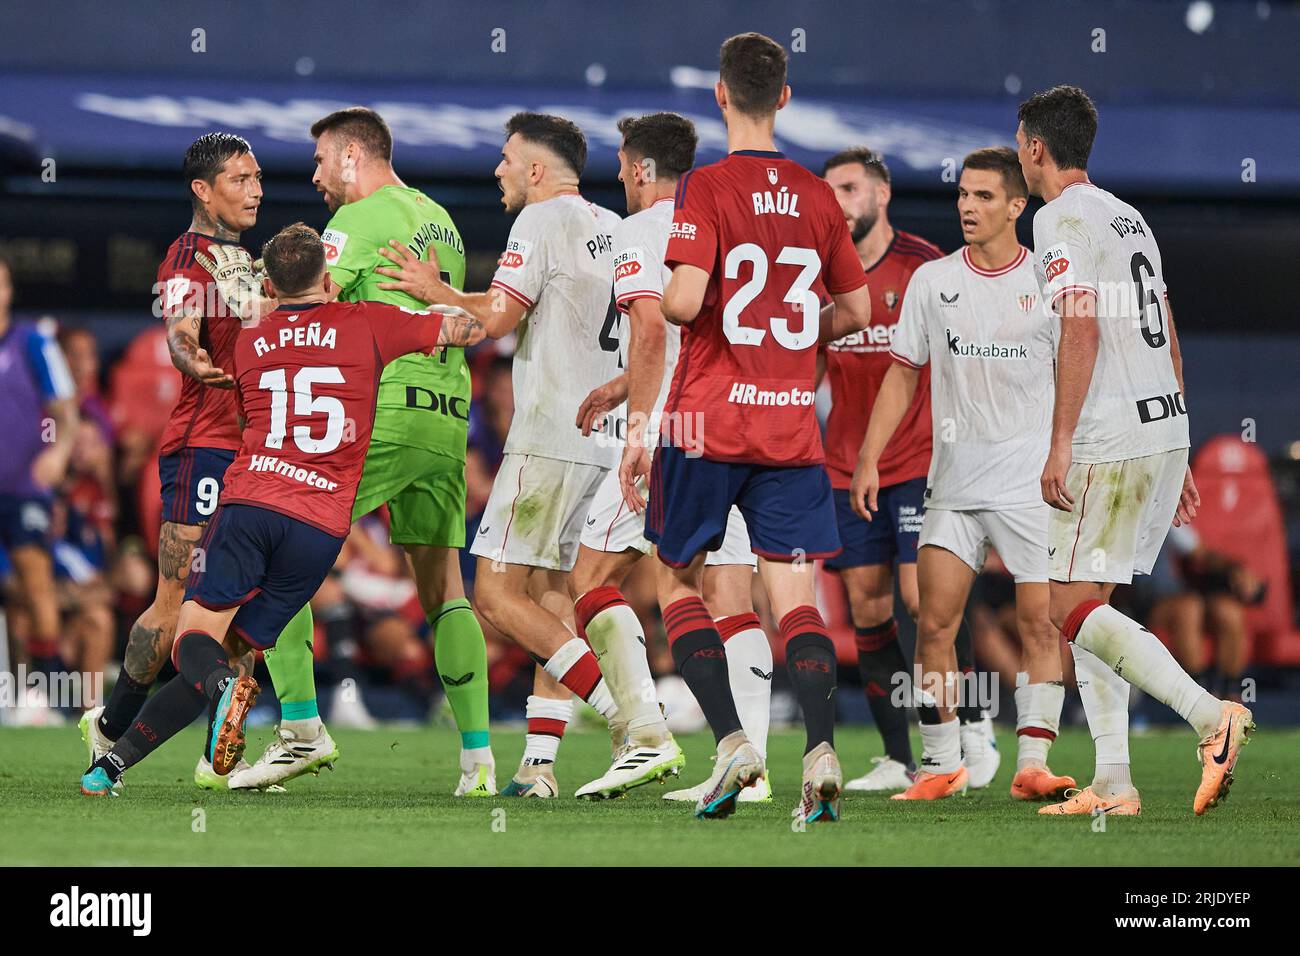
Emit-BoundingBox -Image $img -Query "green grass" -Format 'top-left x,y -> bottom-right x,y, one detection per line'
3,723 -> 1297,866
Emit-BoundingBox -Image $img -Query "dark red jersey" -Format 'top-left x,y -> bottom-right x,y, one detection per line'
221,301 -> 443,537
823,230 -> 942,489
663,150 -> 868,466
156,232 -> 246,455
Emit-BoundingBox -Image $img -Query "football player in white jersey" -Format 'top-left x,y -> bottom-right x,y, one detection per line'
851,147 -> 1077,802
1017,86 -> 1253,817
566,112 -> 776,802
377,112 -> 624,797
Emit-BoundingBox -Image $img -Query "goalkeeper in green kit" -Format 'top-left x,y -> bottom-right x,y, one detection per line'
231,108 -> 496,795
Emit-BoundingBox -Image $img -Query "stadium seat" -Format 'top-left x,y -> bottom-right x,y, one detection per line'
1190,436 -> 1300,667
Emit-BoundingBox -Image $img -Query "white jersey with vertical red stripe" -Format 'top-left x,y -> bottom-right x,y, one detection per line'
1031,182 -> 1190,463
889,246 -> 1055,511
611,197 -> 682,439
490,194 -> 623,467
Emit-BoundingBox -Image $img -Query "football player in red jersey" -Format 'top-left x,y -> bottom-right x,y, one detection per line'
80,224 -> 483,795
623,33 -> 871,821
82,133 -> 270,789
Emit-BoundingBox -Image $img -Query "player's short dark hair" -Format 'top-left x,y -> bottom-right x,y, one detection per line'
718,32 -> 788,117
310,107 -> 394,162
822,146 -> 891,185
616,112 -> 698,181
262,222 -> 325,296
961,146 -> 1028,199
1017,85 -> 1097,172
183,132 -> 251,207
504,112 -> 587,177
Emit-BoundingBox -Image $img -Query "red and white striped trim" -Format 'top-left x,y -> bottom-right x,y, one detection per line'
889,349 -> 925,370
615,290 -> 663,313
1049,283 -> 1098,307
962,245 -> 1027,277
490,279 -> 533,309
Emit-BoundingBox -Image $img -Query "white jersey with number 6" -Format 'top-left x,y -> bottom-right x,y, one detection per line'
490,194 -> 623,468
1032,182 -> 1189,464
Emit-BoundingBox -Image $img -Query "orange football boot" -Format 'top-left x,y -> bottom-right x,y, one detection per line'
1038,786 -> 1140,816
891,767 -> 968,801
1011,765 -> 1076,801
1194,701 -> 1255,816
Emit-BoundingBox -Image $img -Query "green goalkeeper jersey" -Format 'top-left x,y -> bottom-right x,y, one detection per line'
322,184 -> 469,459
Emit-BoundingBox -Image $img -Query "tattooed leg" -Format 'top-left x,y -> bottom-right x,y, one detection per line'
97,521 -> 205,742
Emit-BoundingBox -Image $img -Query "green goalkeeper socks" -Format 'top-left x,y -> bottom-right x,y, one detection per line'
431,598 -> 491,753
265,603 -> 320,722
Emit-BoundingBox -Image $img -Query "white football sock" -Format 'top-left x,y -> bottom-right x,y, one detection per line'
523,695 -> 572,764
719,615 -> 773,759
1072,602 -> 1222,738
1070,642 -> 1131,776
1014,682 -> 1064,771
919,719 -> 963,774
281,716 -> 323,739
582,592 -> 666,738
1093,762 -> 1134,797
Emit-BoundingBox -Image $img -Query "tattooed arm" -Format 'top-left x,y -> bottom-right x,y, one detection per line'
166,303 -> 235,388
433,306 -> 487,348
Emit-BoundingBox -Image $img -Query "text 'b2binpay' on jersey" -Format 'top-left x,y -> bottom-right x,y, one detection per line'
490,194 -> 623,468
890,247 -> 1055,511
1032,182 -> 1190,463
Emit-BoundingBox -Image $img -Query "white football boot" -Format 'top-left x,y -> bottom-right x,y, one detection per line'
226,724 -> 339,790
844,756 -> 915,792
693,733 -> 764,819
794,742 -> 844,823
960,717 -> 1001,790
79,706 -> 123,790
501,762 -> 559,798
195,754 -> 259,790
453,763 -> 498,797
664,763 -> 772,802
575,735 -> 686,799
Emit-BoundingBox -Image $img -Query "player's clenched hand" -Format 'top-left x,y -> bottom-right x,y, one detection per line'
575,380 -> 624,437
376,240 -> 447,304
191,347 -> 235,389
194,245 -> 260,320
1173,466 -> 1200,527
619,444 -> 651,514
849,460 -> 880,521
1041,444 -> 1074,512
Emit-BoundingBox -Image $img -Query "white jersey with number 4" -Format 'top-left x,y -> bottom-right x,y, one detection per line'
611,197 -> 682,437
1032,182 -> 1189,463
891,246 -> 1055,511
490,194 -> 623,468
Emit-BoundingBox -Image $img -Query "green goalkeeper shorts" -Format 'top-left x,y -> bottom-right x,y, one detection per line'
352,440 -> 467,548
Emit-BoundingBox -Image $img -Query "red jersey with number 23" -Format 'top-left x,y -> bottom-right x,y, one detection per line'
221,301 -> 443,537
663,150 -> 868,466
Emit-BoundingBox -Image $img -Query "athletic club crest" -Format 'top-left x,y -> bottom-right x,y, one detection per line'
884,289 -> 900,310
767,167 -> 778,185
1017,293 -> 1037,313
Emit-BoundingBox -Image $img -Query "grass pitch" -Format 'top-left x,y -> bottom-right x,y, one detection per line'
3,723 -> 1296,866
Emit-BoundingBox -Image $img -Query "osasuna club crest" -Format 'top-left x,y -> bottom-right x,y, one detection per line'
767,167 -> 778,185
1017,293 -> 1037,313
883,289 -> 900,310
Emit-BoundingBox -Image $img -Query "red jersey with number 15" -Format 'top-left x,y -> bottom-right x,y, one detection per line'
823,230 -> 943,490
221,301 -> 444,537
663,151 -> 868,466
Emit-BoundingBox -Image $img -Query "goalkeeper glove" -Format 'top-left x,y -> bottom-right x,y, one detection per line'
194,244 -> 261,319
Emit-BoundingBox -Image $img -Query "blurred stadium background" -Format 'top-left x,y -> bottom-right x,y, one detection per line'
2,0 -> 1298,730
